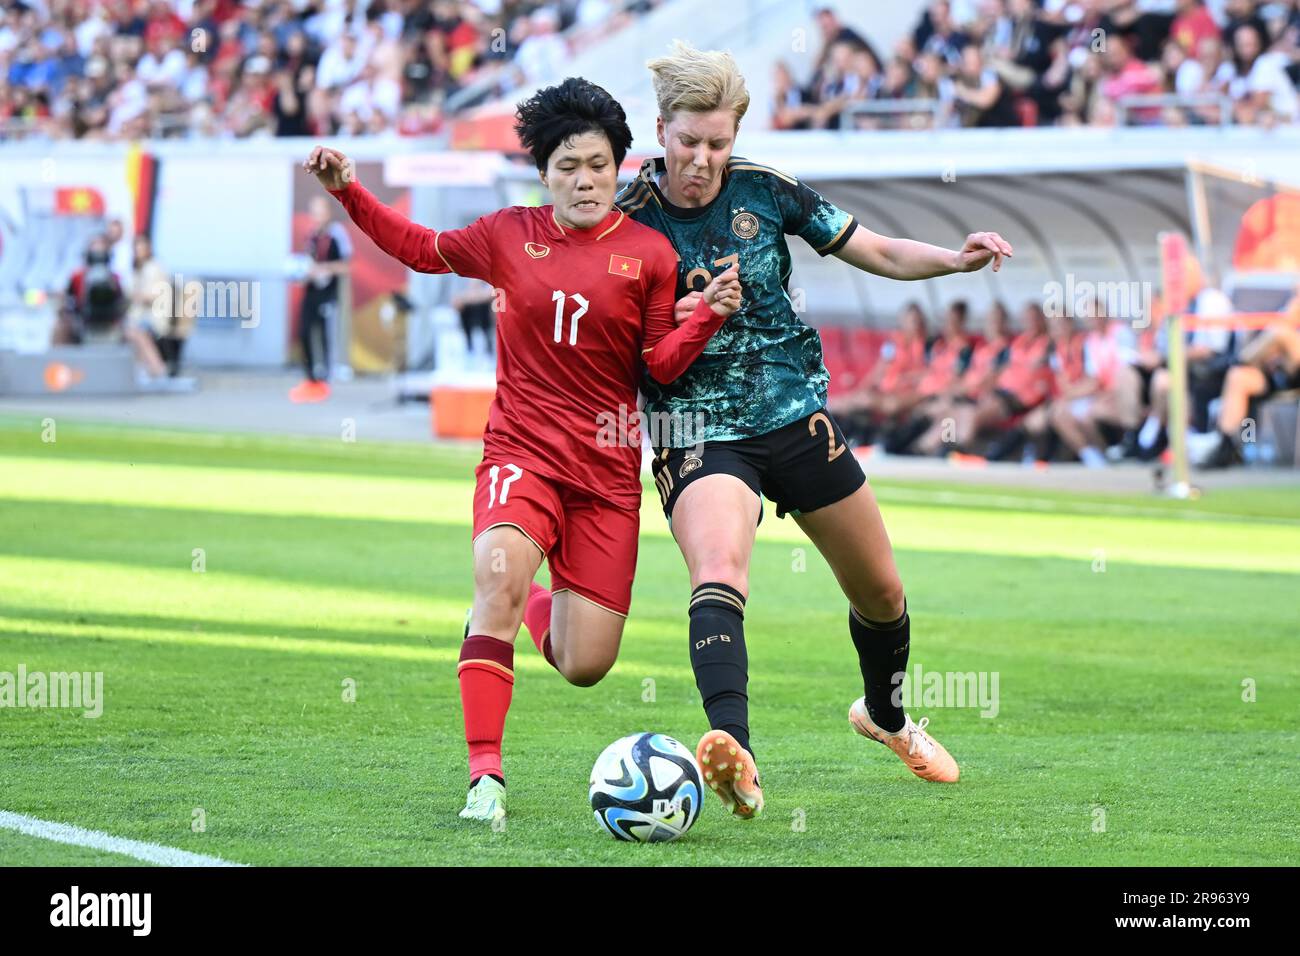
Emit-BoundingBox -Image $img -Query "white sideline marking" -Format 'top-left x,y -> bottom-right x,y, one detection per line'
876,486 -> 1300,525
0,810 -> 247,867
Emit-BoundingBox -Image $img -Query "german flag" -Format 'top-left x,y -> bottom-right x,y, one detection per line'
608,253 -> 642,280
126,143 -> 160,239
53,187 -> 105,216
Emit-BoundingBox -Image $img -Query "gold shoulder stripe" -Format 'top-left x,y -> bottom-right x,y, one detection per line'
816,216 -> 855,254
729,162 -> 799,186
622,190 -> 656,215
616,182 -> 650,209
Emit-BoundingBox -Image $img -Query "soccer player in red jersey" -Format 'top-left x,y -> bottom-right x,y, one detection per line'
304,78 -> 742,824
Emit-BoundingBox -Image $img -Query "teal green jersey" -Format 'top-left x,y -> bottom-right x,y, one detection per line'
614,156 -> 857,443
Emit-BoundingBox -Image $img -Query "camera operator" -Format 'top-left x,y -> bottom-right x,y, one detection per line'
53,234 -> 167,378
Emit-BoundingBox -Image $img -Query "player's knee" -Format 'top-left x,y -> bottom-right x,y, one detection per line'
554,648 -> 612,687
691,554 -> 749,592
853,578 -> 905,622
473,575 -> 528,630
562,663 -> 610,688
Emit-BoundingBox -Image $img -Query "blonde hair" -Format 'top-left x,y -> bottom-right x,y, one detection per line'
646,40 -> 750,125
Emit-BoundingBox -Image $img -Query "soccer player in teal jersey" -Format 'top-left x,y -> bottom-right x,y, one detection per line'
615,42 -> 1014,817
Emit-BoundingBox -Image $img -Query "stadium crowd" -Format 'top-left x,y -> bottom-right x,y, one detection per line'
0,0 -> 663,140
825,281 -> 1300,468
773,1 -> 1300,130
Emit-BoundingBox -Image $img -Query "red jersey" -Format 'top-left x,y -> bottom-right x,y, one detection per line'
961,334 -> 1010,397
330,181 -> 726,510
1049,332 -> 1086,396
878,331 -> 927,393
917,335 -> 973,397
995,332 -> 1052,407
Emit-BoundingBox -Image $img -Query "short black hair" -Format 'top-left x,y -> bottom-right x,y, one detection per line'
514,77 -> 633,171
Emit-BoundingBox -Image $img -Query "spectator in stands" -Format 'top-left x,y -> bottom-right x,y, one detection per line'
1101,33 -> 1164,124
952,43 -> 1020,126
316,29 -> 366,92
1218,20 -> 1300,123
913,48 -> 954,106
1192,295 -> 1300,467
830,302 -> 930,446
1172,0 -> 1222,54
1171,34 -> 1231,124
513,8 -> 566,85
808,38 -> 880,129
1221,0 -> 1270,46
914,0 -> 969,67
771,60 -> 815,130
767,0 -> 1296,132
986,0 -> 1062,96
879,55 -> 918,101
809,5 -> 879,91
816,5 -> 873,54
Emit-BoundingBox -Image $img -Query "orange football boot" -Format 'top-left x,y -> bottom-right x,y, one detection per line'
696,730 -> 764,819
849,698 -> 959,783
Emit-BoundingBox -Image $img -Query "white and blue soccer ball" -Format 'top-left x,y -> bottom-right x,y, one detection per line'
589,733 -> 703,843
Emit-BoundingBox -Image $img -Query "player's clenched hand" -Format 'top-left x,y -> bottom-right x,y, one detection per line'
303,145 -> 355,191
673,291 -> 703,326
703,265 -> 742,317
956,231 -> 1013,273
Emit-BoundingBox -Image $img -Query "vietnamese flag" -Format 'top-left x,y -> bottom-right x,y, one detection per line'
608,253 -> 642,280
54,187 -> 106,216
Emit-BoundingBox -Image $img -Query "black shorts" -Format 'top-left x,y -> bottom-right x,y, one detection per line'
650,408 -> 866,522
1263,365 -> 1300,398
994,388 -> 1028,416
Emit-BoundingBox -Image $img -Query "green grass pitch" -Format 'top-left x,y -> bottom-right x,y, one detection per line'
1,416 -> 1297,866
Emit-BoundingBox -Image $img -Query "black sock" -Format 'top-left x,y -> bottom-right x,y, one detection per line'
848,600 -> 909,734
688,582 -> 751,757
470,773 -> 504,789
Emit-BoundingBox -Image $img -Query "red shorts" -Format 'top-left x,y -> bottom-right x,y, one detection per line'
471,458 -> 639,616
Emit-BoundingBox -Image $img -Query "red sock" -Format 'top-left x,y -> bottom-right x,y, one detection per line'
458,635 -> 514,783
523,581 -> 557,669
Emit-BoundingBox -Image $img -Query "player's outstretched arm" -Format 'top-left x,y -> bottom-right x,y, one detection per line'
303,145 -> 451,275
833,225 -> 1014,281
642,266 -> 742,384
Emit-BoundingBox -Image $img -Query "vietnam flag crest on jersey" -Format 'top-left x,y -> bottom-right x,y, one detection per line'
608,253 -> 641,280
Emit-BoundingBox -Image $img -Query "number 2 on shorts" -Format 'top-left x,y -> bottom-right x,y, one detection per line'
808,412 -> 846,462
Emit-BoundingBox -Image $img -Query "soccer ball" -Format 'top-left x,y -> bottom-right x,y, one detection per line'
589,733 -> 703,843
